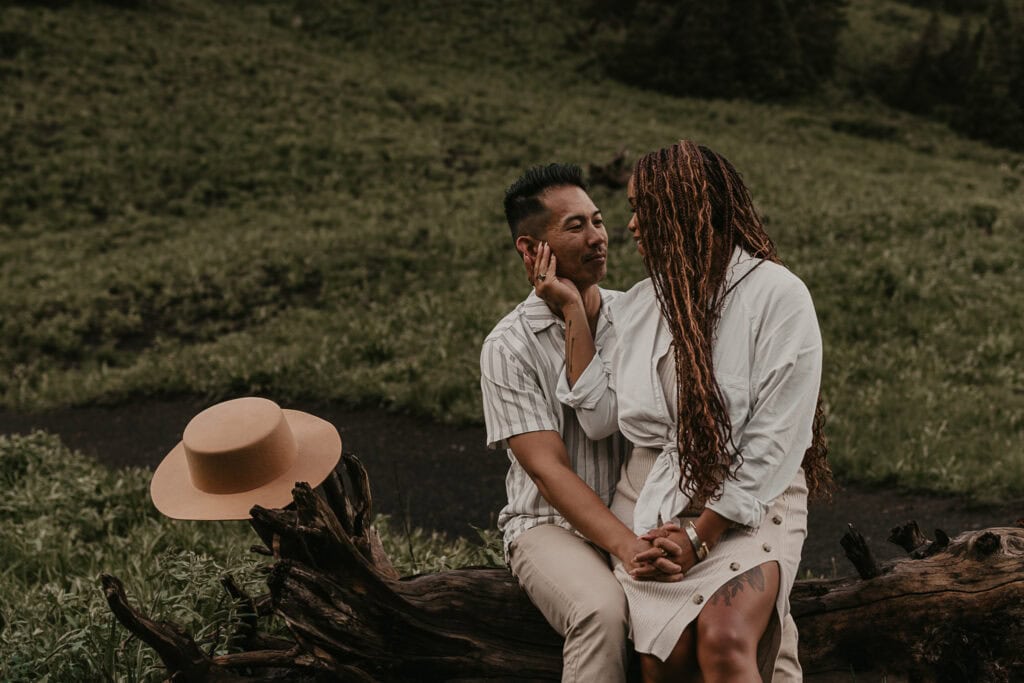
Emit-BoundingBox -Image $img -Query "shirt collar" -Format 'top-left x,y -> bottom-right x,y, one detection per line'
523,288 -> 613,335
723,246 -> 760,289
522,292 -> 561,332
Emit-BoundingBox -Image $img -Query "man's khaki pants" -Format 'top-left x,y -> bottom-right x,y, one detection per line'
509,523 -> 804,682
510,524 -> 630,683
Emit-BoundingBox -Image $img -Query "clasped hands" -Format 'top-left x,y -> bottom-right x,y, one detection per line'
623,523 -> 695,582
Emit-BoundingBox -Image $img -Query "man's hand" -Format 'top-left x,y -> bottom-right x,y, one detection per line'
616,530 -> 685,583
525,242 -> 581,313
631,523 -> 695,581
616,536 -> 657,574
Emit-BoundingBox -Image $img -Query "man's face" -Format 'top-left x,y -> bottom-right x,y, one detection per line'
532,185 -> 608,289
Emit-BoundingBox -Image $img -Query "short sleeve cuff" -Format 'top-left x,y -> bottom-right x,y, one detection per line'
485,417 -> 560,450
555,355 -> 609,409
707,481 -> 769,528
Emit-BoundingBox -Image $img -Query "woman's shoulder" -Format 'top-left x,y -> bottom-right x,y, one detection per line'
732,258 -> 815,324
732,251 -> 809,295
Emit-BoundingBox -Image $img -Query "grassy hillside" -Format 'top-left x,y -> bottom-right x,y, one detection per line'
1,0 -> 1022,498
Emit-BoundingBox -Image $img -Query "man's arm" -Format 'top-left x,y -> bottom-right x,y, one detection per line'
508,430 -> 669,576
529,244 -> 619,440
529,242 -> 595,387
481,332 -> 677,578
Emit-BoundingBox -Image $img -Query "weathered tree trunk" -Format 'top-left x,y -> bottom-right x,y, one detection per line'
794,523 -> 1024,681
103,453 -> 1024,682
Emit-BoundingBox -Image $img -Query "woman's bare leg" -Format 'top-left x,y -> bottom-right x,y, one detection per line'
695,561 -> 780,683
639,624 -> 700,683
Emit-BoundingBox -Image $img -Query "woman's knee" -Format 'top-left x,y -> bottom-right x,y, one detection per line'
697,623 -> 755,675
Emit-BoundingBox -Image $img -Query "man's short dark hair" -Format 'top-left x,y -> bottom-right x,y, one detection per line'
503,163 -> 587,241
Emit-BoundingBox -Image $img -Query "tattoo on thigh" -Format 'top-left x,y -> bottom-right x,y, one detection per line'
709,566 -> 766,607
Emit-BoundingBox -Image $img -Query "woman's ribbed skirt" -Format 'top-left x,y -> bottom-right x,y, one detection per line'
611,446 -> 808,680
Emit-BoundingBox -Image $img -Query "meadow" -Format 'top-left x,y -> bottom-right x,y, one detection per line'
2,0 -> 1021,496
0,0 -> 1022,677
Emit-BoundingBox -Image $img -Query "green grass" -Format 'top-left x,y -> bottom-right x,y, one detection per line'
1,2 -> 1021,676
0,431 -> 501,681
1,0 -> 1022,501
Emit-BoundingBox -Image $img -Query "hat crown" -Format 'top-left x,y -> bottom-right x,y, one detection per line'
182,397 -> 296,495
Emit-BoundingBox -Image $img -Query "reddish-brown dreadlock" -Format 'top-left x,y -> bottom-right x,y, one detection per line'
632,141 -> 833,505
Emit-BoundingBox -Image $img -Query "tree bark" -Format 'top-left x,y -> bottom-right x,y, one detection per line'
103,453 -> 1024,682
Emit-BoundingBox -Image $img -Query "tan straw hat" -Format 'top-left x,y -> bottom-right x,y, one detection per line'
150,397 -> 342,520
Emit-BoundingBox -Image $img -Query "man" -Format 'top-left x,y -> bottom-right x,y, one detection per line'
481,163 -> 804,682
480,163 -> 661,682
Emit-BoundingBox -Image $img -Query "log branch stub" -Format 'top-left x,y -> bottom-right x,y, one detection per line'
102,574 -> 322,681
888,520 -> 928,554
922,528 -> 950,558
840,523 -> 881,579
101,573 -> 218,681
888,521 -> 950,559
341,452 -> 374,536
587,149 -> 632,189
973,530 -> 1001,557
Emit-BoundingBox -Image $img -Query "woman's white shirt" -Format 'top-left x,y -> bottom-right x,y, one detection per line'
557,247 -> 822,532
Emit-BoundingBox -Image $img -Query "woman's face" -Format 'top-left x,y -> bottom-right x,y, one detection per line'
626,174 -> 644,256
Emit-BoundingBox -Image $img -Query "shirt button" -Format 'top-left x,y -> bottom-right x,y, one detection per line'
762,543 -> 772,552
772,515 -> 783,525
729,562 -> 740,571
693,594 -> 704,604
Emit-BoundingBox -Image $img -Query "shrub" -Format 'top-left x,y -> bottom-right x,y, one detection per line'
590,0 -> 848,100
874,1 -> 1024,150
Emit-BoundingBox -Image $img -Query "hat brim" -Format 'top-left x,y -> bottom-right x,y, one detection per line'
150,409 -> 342,520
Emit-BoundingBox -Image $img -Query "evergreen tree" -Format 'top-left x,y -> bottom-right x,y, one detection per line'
789,0 -> 849,80
955,0 -> 1024,148
596,0 -> 846,100
873,0 -> 1023,150
900,12 -> 946,113
935,17 -> 977,111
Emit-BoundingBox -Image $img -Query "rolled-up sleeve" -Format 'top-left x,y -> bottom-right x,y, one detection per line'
555,352 -> 619,440
480,341 -> 559,450
707,280 -> 822,527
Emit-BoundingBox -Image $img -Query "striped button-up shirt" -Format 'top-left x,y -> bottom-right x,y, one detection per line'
481,289 -> 629,556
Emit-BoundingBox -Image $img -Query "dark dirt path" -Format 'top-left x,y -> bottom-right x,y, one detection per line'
2,398 -> 1019,577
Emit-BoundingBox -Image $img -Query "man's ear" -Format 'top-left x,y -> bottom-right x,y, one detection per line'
515,235 -> 537,260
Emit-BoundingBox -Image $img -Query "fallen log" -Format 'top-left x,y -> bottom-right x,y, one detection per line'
103,453 -> 1024,682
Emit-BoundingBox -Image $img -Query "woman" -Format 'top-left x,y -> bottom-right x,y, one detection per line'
532,140 -> 831,681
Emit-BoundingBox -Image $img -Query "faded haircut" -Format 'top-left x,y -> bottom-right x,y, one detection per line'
503,163 -> 587,241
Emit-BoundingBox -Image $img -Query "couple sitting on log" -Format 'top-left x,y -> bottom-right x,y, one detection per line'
480,141 -> 831,682
151,140 -> 832,682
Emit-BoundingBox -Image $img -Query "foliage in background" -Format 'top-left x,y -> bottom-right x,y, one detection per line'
872,0 -> 1024,150
897,0 -> 996,14
0,1 -> 1022,499
0,432 -> 500,681
586,0 -> 1023,149
587,0 -> 849,100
